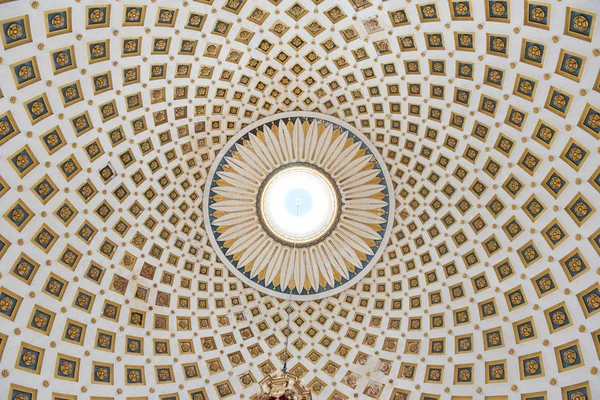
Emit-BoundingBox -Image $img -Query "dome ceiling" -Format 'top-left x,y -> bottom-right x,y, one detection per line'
0,0 -> 598,399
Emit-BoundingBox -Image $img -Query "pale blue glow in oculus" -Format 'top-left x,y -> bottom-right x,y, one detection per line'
261,166 -> 338,244
285,188 -> 313,216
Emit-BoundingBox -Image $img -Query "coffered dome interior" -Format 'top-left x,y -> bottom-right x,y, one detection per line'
0,0 -> 598,399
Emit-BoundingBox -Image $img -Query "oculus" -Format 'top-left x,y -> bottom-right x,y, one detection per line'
204,112 -> 394,299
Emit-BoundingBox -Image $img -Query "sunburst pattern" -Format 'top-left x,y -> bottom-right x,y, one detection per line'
205,113 -> 394,299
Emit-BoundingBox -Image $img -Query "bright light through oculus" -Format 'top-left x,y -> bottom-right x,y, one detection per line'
259,165 -> 340,246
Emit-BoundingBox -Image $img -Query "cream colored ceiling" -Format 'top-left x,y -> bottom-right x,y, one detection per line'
0,0 -> 599,399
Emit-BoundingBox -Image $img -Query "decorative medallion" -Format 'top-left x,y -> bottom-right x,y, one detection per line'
204,112 -> 394,299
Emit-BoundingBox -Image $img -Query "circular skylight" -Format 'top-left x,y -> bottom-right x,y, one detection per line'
258,164 -> 340,247
204,112 -> 394,299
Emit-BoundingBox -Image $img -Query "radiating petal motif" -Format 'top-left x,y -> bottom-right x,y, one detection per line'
205,113 -> 394,299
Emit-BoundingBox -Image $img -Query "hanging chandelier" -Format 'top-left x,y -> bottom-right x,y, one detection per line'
256,370 -> 312,400
255,200 -> 312,400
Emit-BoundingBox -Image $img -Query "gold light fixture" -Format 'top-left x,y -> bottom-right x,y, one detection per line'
256,370 -> 312,400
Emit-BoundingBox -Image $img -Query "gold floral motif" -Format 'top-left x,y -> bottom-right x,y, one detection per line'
587,113 -> 600,129
568,147 -> 583,161
455,3 -> 468,15
572,15 -> 589,32
519,324 -> 532,337
552,94 -> 567,108
586,294 -> 599,309
489,70 -> 501,82
527,45 -> 541,59
563,349 -> 578,364
530,7 -> 546,21
91,44 -> 104,57
37,231 -> 51,245
491,365 -> 503,378
102,104 -> 114,117
565,57 -> 579,72
30,101 -> 45,116
6,23 -> 23,39
48,281 -> 61,294
392,11 -> 406,24
492,38 -> 505,51
519,80 -> 533,94
0,297 -> 14,311
538,277 -> 552,291
0,121 -> 10,134
491,3 -> 505,16
483,100 -> 495,111
160,10 -> 172,22
76,294 -> 89,307
60,361 -> 73,375
64,87 -> 77,100
51,14 -> 65,28
569,391 -> 587,400
154,39 -> 167,51
158,369 -> 170,380
567,258 -> 582,272
128,370 -> 140,382
125,69 -> 137,80
548,227 -> 563,241
510,111 -> 523,124
124,40 -> 137,51
74,117 -> 87,129
18,65 -> 32,79
524,359 -> 539,374
17,262 -> 30,276
62,161 -> 76,174
552,311 -> 566,325
131,313 -> 142,324
21,351 -> 37,366
33,313 -> 47,327
422,5 -> 435,17
55,52 -> 70,66
95,367 -> 108,380
127,8 -> 140,20
67,326 -> 79,339
89,9 -> 105,23
458,338 -> 470,350
11,208 -> 24,222
429,35 -> 441,46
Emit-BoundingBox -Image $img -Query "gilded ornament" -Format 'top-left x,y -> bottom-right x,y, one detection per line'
55,52 -> 70,66
422,6 -> 435,17
491,365 -> 503,378
492,38 -> 505,51
6,23 -> 23,39
491,3 -> 505,16
21,351 -> 36,366
531,7 -> 546,21
30,101 -> 45,116
89,9 -> 105,23
96,367 -> 108,380
572,15 -> 589,32
18,65 -> 32,79
527,45 -> 541,59
524,359 -> 539,374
